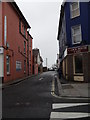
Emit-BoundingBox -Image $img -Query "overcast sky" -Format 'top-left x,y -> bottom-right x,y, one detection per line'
15,0 -> 63,67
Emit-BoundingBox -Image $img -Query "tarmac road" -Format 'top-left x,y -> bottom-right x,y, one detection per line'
2,71 -> 90,120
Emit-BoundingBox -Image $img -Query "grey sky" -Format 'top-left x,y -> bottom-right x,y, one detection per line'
15,0 -> 62,67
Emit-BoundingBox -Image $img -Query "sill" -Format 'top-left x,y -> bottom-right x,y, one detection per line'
7,73 -> 11,76
74,73 -> 83,76
71,14 -> 80,19
72,42 -> 81,45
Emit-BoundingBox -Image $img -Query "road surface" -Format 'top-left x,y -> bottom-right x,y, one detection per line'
2,71 -> 89,119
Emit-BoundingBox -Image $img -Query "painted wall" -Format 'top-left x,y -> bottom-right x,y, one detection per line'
59,13 -> 67,57
29,36 -> 33,75
0,2 -> 2,46
65,2 -> 89,47
2,2 -> 31,82
88,2 -> 90,43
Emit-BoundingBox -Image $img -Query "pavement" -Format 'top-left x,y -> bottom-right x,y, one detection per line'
0,74 -> 39,89
55,75 -> 90,98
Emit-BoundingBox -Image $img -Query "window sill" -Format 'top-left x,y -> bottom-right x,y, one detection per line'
7,73 -> 11,76
71,14 -> 80,19
74,73 -> 83,76
72,42 -> 81,45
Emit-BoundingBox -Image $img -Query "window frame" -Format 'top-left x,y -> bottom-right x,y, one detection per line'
70,2 -> 80,19
71,25 -> 82,45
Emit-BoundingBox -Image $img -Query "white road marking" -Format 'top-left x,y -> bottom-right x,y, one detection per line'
50,103 -> 90,119
39,78 -> 43,81
53,103 -> 88,109
50,112 -> 89,119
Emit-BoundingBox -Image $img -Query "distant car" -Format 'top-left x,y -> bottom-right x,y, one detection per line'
48,67 -> 54,71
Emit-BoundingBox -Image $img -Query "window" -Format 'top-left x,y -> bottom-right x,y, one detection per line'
24,60 -> 26,73
24,25 -> 26,37
30,51 -> 31,60
6,56 -> 10,74
74,55 -> 83,74
19,19 -> 21,33
16,61 -> 21,71
24,41 -> 26,54
71,25 -> 82,44
70,2 -> 80,18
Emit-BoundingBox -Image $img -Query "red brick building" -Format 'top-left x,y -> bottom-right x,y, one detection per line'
0,2 -> 33,83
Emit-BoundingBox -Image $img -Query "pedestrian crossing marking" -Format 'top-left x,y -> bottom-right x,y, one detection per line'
50,112 -> 89,119
53,103 -> 89,109
50,103 -> 90,119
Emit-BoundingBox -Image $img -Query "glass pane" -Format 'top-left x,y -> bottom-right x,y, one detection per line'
72,9 -> 80,18
73,34 -> 81,43
72,2 -> 78,10
75,55 -> 83,73
73,26 -> 80,34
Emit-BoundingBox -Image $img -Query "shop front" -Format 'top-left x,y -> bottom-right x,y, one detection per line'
62,45 -> 90,82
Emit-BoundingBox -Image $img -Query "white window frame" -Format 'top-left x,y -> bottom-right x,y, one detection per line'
71,25 -> 82,44
6,56 -> 10,75
70,2 -> 80,19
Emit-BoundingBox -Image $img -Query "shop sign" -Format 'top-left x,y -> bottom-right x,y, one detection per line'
16,61 -> 22,71
67,45 -> 88,54
0,48 -> 4,54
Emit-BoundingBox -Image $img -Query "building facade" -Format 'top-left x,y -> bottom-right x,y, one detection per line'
32,48 -> 43,75
0,2 -> 33,83
57,1 -> 90,82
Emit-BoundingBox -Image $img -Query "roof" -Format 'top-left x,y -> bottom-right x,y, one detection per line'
33,48 -> 39,56
40,56 -> 43,62
30,34 -> 33,39
10,1 -> 31,28
27,31 -> 33,39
